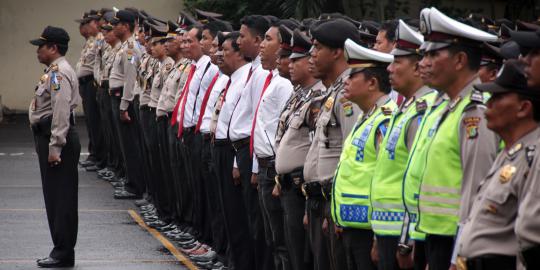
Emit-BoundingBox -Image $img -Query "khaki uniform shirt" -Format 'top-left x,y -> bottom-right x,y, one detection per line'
303,69 -> 362,182
157,59 -> 189,117
109,36 -> 142,111
92,32 -> 108,85
275,81 -> 326,174
102,42 -> 120,84
29,57 -> 80,156
458,127 -> 540,258
138,53 -> 157,107
149,57 -> 174,108
76,35 -> 97,78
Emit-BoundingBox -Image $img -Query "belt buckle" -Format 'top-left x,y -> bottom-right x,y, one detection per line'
293,177 -> 301,186
274,175 -> 281,189
456,256 -> 467,270
301,183 -> 308,199
321,184 -> 327,200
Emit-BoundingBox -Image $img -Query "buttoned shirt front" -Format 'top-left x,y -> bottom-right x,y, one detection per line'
200,72 -> 229,134
109,36 -> 142,110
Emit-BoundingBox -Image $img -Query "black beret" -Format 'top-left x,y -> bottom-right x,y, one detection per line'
311,18 -> 362,49
30,26 -> 70,47
290,29 -> 312,59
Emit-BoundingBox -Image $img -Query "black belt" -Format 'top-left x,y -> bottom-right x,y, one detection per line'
78,74 -> 94,84
167,111 -> 173,118
31,114 -> 75,135
110,87 -> 123,97
302,180 -> 332,200
183,126 -> 195,134
462,255 -> 516,270
213,138 -> 230,146
257,156 -> 275,168
522,245 -> 540,269
231,137 -> 250,152
140,105 -> 156,112
277,168 -> 304,189
202,133 -> 212,141
101,80 -> 109,89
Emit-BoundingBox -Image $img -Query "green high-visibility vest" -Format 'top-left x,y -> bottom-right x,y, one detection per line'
331,99 -> 396,229
402,94 -> 446,240
371,91 -> 437,236
417,90 -> 483,236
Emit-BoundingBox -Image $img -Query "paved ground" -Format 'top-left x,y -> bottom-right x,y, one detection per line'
0,115 -> 189,270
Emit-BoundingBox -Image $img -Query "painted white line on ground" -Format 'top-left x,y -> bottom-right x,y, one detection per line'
0,153 -> 5,156
9,153 -> 23,156
81,152 -> 90,156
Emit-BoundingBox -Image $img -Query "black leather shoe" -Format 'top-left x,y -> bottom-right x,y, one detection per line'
36,257 -> 74,268
110,181 -> 124,188
114,190 -> 139,199
134,199 -> 149,207
147,220 -> 168,228
79,160 -> 95,167
85,165 -> 100,172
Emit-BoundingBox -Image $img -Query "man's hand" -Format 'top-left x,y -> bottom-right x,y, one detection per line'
303,212 -> 309,228
232,167 -> 241,186
449,264 -> 458,270
322,218 -> 329,234
251,173 -> 258,188
272,184 -> 281,197
48,153 -> 61,167
371,239 -> 379,265
120,110 -> 131,122
396,245 -> 414,269
334,224 -> 343,239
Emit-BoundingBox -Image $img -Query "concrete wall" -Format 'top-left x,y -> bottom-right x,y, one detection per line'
0,0 -> 183,112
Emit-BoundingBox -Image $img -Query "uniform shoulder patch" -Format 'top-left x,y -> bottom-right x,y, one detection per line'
381,105 -> 394,116
50,64 -> 59,72
416,99 -> 428,113
343,102 -> 353,117
463,117 -> 481,139
324,96 -> 334,111
128,41 -> 134,49
165,63 -> 173,71
470,89 -> 484,103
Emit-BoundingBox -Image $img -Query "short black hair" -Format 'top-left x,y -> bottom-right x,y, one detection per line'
518,94 -> 540,122
45,43 -> 68,56
203,21 -> 232,39
119,21 -> 135,33
380,20 -> 398,42
224,31 -> 241,52
447,44 -> 482,71
188,25 -> 203,41
360,67 -> 391,94
240,15 -> 271,39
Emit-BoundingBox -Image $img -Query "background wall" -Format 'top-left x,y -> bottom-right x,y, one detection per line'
0,0 -> 183,112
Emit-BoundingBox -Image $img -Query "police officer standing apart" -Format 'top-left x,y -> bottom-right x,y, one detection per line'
457,60 -> 540,270
415,7 -> 499,270
30,26 -> 81,268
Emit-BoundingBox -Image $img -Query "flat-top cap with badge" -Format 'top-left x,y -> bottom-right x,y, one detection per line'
111,9 -> 136,25
480,42 -> 504,66
290,29 -> 312,59
419,7 -> 498,52
148,22 -> 169,43
344,38 -> 394,75
391,19 -> 424,56
176,11 -> 202,33
30,26 -> 70,47
311,18 -> 362,49
510,29 -> 540,54
75,10 -> 100,24
100,11 -> 115,31
163,20 -> 179,41
474,59 -> 539,98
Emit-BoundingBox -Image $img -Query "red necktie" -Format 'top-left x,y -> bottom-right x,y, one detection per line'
249,71 -> 273,158
171,64 -> 196,126
396,94 -> 405,106
195,72 -> 220,133
245,66 -> 253,85
177,64 -> 198,138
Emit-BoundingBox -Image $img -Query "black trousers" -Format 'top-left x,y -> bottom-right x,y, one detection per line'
425,234 -> 454,270
213,141 -> 255,270
234,143 -> 271,270
377,235 -> 410,270
78,76 -> 104,163
181,129 -> 204,231
167,122 -> 184,223
139,108 -> 164,214
414,241 -> 427,270
110,96 -> 145,195
341,228 -> 376,270
156,116 -> 174,222
202,135 -> 226,252
324,199 -> 347,270
96,85 -> 113,168
280,182 -> 311,270
306,197 -> 331,270
106,91 -> 125,177
33,119 -> 80,261
258,165 -> 290,270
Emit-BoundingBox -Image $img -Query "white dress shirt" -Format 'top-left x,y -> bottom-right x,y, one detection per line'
215,63 -> 251,139
200,72 -> 229,134
228,56 -> 270,141
178,55 -> 219,128
253,70 -> 293,158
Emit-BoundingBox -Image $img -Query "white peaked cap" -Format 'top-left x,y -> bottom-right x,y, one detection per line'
391,19 -> 424,56
420,7 -> 498,52
345,38 -> 393,73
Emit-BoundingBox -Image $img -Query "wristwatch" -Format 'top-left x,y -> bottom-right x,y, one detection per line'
397,243 -> 412,256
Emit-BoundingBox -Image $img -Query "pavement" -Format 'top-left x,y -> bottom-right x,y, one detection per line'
0,115 -> 191,270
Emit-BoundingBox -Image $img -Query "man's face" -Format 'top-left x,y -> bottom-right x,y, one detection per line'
221,39 -> 237,75
277,54 -> 291,79
180,33 -> 189,54
310,40 -> 336,79
289,56 -> 310,85
419,49 -> 456,92
36,44 -> 55,65
137,31 -> 146,46
151,41 -> 165,58
185,28 -> 202,60
387,56 -> 418,93
374,30 -> 395,53
79,24 -> 87,37
259,27 -> 280,70
238,24 -> 259,59
103,29 -> 117,45
344,71 -> 371,103
524,48 -> 540,89
113,22 -> 126,39
485,92 -> 525,133
477,65 -> 499,83
87,20 -> 99,35
165,38 -> 179,57
209,36 -> 220,65
200,29 -> 214,56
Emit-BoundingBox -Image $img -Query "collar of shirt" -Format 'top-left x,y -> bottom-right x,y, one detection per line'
193,54 -> 211,70
48,57 -> 64,72
505,126 -> 540,160
231,63 -> 251,82
364,95 -> 391,120
251,55 -> 262,70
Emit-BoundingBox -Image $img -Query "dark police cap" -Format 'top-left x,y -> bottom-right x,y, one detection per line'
278,25 -> 294,56
98,8 -> 113,19
499,41 -> 521,60
481,42 -> 504,66
75,10 -> 99,24
474,59 -> 538,97
311,18 -> 362,49
511,29 -> 540,52
111,10 -> 136,25
290,29 -> 312,59
30,26 -> 70,47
